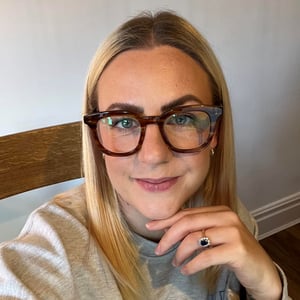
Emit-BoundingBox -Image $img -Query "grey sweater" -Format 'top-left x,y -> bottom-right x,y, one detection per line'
0,185 -> 290,299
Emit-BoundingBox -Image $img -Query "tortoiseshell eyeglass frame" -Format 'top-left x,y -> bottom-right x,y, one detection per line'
83,104 -> 223,157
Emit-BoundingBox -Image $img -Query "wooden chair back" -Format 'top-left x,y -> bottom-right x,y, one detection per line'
0,122 -> 82,200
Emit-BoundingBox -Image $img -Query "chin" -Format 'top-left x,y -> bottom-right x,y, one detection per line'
143,206 -> 181,221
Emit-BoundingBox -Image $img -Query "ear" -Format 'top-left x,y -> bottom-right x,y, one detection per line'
210,132 -> 218,149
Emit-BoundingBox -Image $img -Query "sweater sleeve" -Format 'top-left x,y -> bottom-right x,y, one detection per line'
275,263 -> 292,300
0,185 -> 92,299
0,201 -> 82,299
236,199 -> 291,300
0,185 -> 122,300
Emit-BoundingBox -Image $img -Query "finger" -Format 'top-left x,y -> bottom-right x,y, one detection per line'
178,225 -> 259,275
155,210 -> 239,255
173,227 -> 227,267
171,231 -> 208,267
180,243 -> 234,275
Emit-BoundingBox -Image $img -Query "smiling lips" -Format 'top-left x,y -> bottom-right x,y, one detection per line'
135,177 -> 179,192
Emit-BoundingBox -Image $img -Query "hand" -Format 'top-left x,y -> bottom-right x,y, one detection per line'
146,206 -> 282,300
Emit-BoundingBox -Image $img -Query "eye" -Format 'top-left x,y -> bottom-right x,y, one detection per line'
105,116 -> 139,129
168,113 -> 195,126
116,118 -> 135,128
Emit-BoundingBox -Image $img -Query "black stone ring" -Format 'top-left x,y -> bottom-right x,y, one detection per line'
198,236 -> 211,248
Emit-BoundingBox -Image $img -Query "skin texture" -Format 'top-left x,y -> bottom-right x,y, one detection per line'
97,46 -> 282,299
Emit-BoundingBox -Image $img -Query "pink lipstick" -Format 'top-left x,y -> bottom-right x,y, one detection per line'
135,177 -> 178,192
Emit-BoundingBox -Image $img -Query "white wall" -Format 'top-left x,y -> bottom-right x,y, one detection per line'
1,0 -> 299,241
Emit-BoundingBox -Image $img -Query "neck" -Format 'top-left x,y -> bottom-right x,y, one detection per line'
118,197 -> 164,242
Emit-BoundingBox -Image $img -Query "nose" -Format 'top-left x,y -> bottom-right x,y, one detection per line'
137,124 -> 172,164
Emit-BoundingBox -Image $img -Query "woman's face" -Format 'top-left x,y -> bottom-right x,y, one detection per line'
97,45 -> 217,223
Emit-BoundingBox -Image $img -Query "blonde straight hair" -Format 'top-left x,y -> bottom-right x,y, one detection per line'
82,11 -> 237,299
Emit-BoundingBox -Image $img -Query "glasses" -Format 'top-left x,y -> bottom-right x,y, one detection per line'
84,105 -> 223,157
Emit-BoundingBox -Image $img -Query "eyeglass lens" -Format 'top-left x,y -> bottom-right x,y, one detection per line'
96,110 -> 211,154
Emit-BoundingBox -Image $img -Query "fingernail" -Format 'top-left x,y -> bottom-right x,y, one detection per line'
145,222 -> 156,230
172,259 -> 178,267
155,245 -> 162,255
180,267 -> 188,276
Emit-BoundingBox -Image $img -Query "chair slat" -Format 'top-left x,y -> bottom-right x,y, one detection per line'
0,122 -> 82,200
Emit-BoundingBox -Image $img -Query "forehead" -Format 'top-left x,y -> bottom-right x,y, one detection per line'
96,45 -> 212,112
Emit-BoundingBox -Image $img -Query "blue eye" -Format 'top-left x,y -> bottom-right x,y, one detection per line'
117,118 -> 134,128
168,114 -> 195,126
105,116 -> 139,129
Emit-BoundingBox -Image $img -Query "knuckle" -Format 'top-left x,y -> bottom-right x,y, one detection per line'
225,210 -> 240,225
180,213 -> 198,227
184,231 -> 199,244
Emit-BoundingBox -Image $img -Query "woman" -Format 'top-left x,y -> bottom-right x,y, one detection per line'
0,11 -> 289,299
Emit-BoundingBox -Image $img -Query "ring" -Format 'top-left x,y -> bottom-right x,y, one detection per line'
198,231 -> 211,248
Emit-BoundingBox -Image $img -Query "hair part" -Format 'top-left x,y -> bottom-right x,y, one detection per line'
82,10 -> 237,298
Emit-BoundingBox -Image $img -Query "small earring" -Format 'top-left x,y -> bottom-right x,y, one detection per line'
102,153 -> 105,160
210,148 -> 215,157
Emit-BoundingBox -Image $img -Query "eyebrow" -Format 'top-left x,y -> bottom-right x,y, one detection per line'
104,94 -> 204,114
161,95 -> 204,112
106,102 -> 143,114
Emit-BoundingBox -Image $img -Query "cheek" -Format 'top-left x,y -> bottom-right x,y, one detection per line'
186,151 -> 211,184
104,157 -> 129,188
